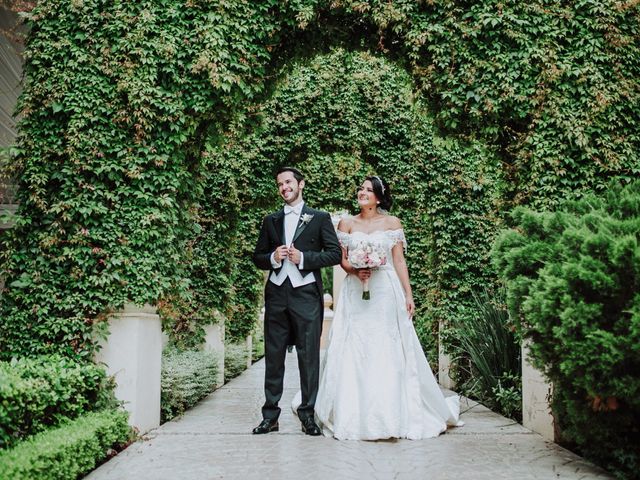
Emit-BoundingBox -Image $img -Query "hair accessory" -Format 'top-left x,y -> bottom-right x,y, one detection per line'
373,176 -> 386,195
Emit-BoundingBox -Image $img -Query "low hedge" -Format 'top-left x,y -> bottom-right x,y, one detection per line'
0,409 -> 132,480
224,342 -> 249,382
161,348 -> 218,422
251,327 -> 265,363
0,355 -> 113,449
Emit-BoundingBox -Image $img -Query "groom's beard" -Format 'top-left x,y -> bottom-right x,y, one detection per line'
283,188 -> 301,205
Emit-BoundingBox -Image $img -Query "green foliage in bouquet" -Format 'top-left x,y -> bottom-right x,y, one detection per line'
492,180 -> 640,477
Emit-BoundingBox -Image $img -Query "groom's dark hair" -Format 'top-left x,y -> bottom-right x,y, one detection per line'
275,166 -> 304,183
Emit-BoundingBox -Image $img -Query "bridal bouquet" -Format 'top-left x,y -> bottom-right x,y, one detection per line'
348,240 -> 387,300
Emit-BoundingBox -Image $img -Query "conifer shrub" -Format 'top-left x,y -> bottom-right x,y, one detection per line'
492,180 -> 640,478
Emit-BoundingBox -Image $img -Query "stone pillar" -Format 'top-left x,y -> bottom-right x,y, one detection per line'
320,293 -> 334,349
522,340 -> 555,441
438,319 -> 456,389
203,318 -> 225,388
95,303 -> 162,434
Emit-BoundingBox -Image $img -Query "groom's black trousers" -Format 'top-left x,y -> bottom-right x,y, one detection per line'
262,278 -> 322,422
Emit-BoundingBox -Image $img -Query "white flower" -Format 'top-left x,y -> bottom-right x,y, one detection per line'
347,240 -> 387,269
300,213 -> 314,225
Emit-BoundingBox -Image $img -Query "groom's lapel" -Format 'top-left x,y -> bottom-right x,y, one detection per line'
272,210 -> 285,245
292,205 -> 312,244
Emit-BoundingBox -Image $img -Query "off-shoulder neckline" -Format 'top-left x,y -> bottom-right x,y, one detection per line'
337,228 -> 403,235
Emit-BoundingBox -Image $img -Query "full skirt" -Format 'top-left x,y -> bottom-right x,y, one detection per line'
314,267 -> 463,440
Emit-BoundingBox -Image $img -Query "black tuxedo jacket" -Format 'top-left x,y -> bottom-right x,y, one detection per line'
252,205 -> 341,296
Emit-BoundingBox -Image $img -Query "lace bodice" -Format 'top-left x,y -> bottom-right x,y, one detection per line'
337,229 -> 407,257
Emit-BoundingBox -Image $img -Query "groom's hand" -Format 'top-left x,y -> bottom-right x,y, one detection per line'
274,245 -> 289,263
288,243 -> 302,264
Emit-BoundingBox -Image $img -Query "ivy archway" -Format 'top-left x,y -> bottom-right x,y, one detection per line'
0,1 -> 637,359
190,48 -> 500,357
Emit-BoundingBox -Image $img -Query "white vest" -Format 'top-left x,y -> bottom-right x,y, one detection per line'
269,203 -> 316,288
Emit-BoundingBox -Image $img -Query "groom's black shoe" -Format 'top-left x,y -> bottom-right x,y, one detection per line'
253,418 -> 279,434
300,417 -> 321,436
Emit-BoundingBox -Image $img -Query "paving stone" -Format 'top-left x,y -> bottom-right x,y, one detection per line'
87,352 -> 612,480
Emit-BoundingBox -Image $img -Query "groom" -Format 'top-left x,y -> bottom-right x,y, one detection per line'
252,166 -> 341,435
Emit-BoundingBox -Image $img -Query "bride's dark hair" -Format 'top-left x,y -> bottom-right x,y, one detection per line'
366,175 -> 392,212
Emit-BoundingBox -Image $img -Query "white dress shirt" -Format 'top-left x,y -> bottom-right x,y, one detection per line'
269,202 -> 316,288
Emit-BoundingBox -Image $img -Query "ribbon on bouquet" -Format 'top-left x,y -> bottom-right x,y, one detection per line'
362,274 -> 371,300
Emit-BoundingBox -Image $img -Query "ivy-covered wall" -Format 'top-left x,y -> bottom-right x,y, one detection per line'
0,1 -> 638,359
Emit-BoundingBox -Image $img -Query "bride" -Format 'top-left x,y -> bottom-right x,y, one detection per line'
313,175 -> 463,440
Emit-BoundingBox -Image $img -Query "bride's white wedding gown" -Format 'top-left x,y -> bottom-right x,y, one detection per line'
312,229 -> 463,440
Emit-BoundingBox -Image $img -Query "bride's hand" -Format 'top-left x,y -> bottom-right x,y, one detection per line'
406,296 -> 415,318
356,268 -> 371,281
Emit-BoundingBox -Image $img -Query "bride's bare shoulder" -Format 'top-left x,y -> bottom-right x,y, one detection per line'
337,215 -> 355,233
384,215 -> 402,230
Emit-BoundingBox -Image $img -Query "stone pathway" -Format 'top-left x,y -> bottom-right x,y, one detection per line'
87,352 -> 611,480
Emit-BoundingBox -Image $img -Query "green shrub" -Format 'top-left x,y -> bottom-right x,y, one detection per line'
491,373 -> 522,422
452,289 -> 522,421
492,179 -> 640,478
0,409 -> 132,480
224,343 -> 249,382
161,348 -> 218,423
251,326 -> 265,363
0,355 -> 114,449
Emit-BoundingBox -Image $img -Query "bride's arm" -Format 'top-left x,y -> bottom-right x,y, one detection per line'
389,218 -> 415,317
340,246 -> 356,275
392,243 -> 415,314
337,218 -> 360,276
337,218 -> 371,282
